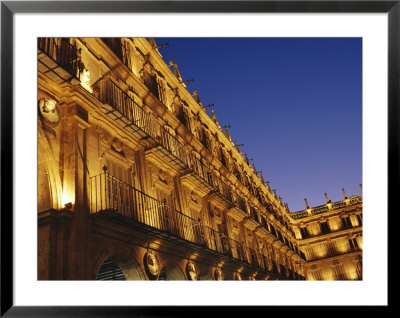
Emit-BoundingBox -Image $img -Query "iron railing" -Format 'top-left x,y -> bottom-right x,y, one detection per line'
187,154 -> 214,188
89,173 -> 272,269
95,79 -> 157,138
38,37 -> 81,79
158,128 -> 188,166
213,177 -> 233,203
95,79 -> 187,165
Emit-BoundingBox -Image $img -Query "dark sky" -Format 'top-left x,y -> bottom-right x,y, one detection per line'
153,37 -> 362,212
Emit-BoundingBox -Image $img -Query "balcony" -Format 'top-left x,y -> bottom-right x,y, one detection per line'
146,127 -> 188,172
247,247 -> 266,269
207,176 -> 233,208
38,38 -> 81,85
227,196 -> 248,220
94,78 -> 158,146
181,154 -> 215,196
89,173 -> 273,271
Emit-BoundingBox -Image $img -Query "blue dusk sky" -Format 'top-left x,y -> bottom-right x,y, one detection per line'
153,37 -> 362,212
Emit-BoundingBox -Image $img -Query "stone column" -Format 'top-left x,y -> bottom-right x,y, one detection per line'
61,103 -> 91,280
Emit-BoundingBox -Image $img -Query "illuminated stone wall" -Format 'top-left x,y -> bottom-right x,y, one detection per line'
37,38 -> 360,281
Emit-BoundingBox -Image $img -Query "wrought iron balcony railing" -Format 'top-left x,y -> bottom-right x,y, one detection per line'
187,154 -> 214,188
213,177 -> 233,203
95,79 -> 157,139
157,128 -> 188,166
94,79 -> 187,166
89,173 -> 274,271
38,37 -> 81,80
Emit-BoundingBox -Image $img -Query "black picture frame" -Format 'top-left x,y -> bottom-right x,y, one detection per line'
1,0 -> 396,316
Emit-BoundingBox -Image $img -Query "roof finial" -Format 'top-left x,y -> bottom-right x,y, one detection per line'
324,192 -> 331,203
222,125 -> 232,141
360,183 -> 363,193
284,203 -> 290,213
210,109 -> 218,124
234,140 -> 244,154
245,154 -> 250,165
169,61 -> 183,82
259,171 -> 265,184
304,198 -> 310,209
342,187 -> 348,199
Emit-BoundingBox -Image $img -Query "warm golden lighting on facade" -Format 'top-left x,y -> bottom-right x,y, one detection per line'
61,187 -> 75,208
37,37 -> 361,281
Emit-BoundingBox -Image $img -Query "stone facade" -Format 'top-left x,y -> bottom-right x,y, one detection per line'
37,37 -> 361,280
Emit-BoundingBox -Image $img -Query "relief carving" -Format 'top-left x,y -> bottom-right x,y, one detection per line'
144,250 -> 160,280
186,260 -> 198,281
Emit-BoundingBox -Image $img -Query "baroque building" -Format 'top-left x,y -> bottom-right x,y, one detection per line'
290,191 -> 363,280
37,37 -> 361,281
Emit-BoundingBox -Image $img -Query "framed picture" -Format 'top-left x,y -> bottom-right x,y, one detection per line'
1,0 -> 396,316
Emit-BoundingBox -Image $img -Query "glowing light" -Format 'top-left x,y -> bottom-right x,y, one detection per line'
61,187 -> 75,208
315,245 -> 327,258
330,219 -> 340,231
348,268 -> 358,280
80,69 -> 93,93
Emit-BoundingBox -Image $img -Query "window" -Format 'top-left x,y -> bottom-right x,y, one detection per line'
300,226 -> 309,239
270,225 -> 277,237
143,72 -> 159,99
348,238 -> 359,250
320,221 -> 330,234
342,216 -> 352,229
200,128 -> 212,151
356,214 -> 363,226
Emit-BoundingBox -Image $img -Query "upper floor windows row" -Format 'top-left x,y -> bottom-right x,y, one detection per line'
299,214 -> 362,240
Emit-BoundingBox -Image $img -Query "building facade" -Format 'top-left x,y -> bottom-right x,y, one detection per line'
37,37 -> 361,281
290,192 -> 363,280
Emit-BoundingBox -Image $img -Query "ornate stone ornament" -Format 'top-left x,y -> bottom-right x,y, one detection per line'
186,260 -> 198,281
214,267 -> 224,281
144,250 -> 160,279
111,138 -> 125,157
38,98 -> 60,125
80,68 -> 93,93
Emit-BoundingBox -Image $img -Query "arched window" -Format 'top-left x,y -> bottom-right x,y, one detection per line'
96,257 -> 126,280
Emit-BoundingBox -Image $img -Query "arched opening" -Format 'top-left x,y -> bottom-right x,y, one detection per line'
158,264 -> 185,280
96,257 -> 126,280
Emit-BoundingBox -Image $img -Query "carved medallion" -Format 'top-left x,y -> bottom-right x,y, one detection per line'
144,250 -> 160,279
186,260 -> 198,281
38,98 -> 60,125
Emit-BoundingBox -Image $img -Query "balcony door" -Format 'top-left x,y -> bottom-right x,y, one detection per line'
104,158 -> 133,216
155,188 -> 180,236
